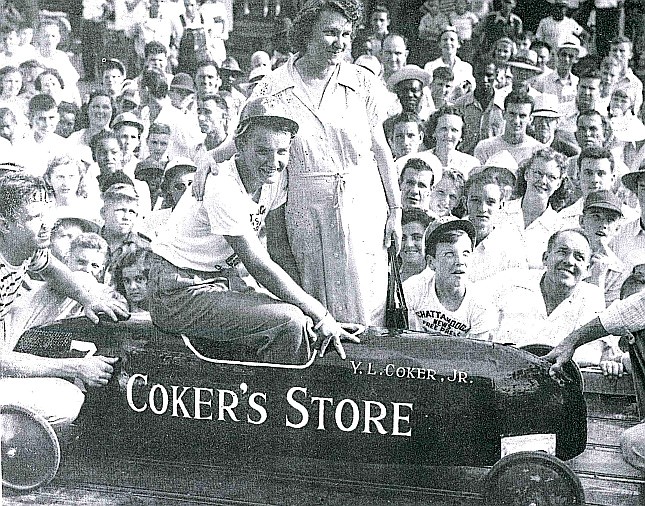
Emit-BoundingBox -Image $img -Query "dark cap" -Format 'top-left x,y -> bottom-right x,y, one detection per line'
170,73 -> 196,93
101,57 -> 126,76
102,182 -> 139,202
425,219 -> 476,255
583,190 -> 622,216
235,96 -> 299,138
220,56 -> 243,75
621,163 -> 645,193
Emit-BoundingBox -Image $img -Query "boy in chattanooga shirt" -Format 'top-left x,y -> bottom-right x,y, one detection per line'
403,219 -> 497,340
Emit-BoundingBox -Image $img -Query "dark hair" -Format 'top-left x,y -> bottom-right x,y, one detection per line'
0,65 -> 21,95
19,59 -> 44,71
0,106 -> 16,122
372,4 -> 389,16
620,265 -> 645,299
290,0 -> 363,55
148,122 -> 171,136
28,93 -> 57,115
386,112 -> 424,141
199,93 -> 229,111
141,69 -> 169,98
400,157 -> 436,185
576,109 -> 611,139
504,90 -> 534,111
577,146 -> 615,174
546,228 -> 590,254
464,171 -> 503,199
610,35 -> 633,47
114,247 -> 152,306
0,173 -> 50,221
35,67 -> 64,90
578,67 -> 602,82
402,207 -> 431,228
432,66 -> 454,82
145,41 -> 167,58
58,100 -> 80,117
90,129 -> 120,162
530,40 -> 551,53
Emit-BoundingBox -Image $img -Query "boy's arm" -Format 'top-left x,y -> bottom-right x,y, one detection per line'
39,254 -> 129,323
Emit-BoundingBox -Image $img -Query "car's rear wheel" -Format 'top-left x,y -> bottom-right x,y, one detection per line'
482,450 -> 585,505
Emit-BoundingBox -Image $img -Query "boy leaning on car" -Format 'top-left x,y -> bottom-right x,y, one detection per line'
0,172 -> 129,430
148,97 -> 359,365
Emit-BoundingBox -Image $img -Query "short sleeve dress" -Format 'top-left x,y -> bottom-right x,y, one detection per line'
251,56 -> 389,326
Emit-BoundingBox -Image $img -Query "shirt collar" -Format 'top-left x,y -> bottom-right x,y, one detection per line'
273,55 -> 359,95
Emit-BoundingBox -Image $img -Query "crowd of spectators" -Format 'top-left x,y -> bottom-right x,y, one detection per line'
2,0 -> 645,457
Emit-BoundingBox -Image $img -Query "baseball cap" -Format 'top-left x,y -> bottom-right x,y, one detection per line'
170,73 -> 196,94
533,93 -> 561,118
583,190 -> 622,216
111,112 -> 144,133
425,219 -> 476,255
235,97 -> 299,138
102,182 -> 139,202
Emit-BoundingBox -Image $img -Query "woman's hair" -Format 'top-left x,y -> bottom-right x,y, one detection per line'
289,0 -> 363,55
0,65 -> 21,95
515,147 -> 568,205
113,247 -> 152,305
44,155 -> 89,198
35,67 -> 65,90
78,88 -> 115,129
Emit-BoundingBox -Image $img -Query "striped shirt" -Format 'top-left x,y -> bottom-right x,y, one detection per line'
1,249 -> 49,321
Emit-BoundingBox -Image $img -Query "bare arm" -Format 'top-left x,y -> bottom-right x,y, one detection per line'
39,254 -> 129,323
371,124 -> 402,252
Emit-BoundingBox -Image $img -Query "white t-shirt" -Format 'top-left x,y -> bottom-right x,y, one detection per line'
402,268 -> 497,338
153,158 -> 287,272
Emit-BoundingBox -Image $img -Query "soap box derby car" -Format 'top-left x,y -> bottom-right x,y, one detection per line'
2,316 -> 588,504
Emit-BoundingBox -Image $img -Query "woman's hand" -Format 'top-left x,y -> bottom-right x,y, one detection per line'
384,208 -> 402,253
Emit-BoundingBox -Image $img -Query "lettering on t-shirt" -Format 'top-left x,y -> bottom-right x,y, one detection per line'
414,310 -> 469,337
250,205 -> 267,233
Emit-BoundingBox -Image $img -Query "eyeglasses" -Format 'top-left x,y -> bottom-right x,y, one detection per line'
530,168 -> 560,183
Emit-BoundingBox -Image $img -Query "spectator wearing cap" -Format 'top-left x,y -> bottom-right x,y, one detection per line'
559,146 -> 622,228
474,90 -> 543,166
91,130 -> 152,212
610,36 -> 644,116
428,105 -> 480,179
529,93 -> 580,157
579,190 -> 627,306
453,61 -> 499,155
495,148 -> 567,268
219,56 -> 246,116
464,170 -> 525,281
150,97 -> 358,364
169,73 -> 197,114
535,0 -> 587,56
472,150 -> 520,201
423,26 -> 475,103
533,36 -> 585,118
402,219 -> 497,340
100,182 -> 151,286
486,228 -> 614,366
112,112 -> 146,176
141,157 -> 197,238
387,112 -> 427,161
477,0 -> 523,56
610,162 -> 645,274
384,65 -> 433,128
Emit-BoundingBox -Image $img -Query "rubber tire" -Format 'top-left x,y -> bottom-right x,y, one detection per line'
483,450 -> 585,506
